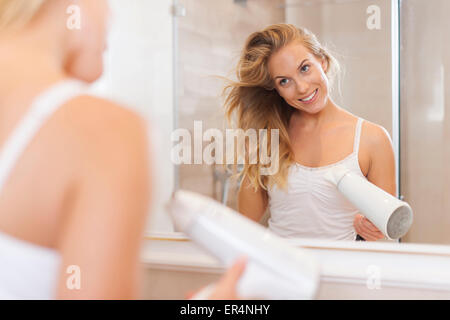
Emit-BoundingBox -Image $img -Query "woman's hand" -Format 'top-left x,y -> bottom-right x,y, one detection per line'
354,214 -> 384,241
186,256 -> 247,300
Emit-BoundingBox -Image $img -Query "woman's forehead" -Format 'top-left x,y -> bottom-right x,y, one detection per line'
268,42 -> 313,77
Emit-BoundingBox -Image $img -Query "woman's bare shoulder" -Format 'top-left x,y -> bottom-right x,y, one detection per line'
360,119 -> 392,146
64,95 -> 147,140
334,107 -> 392,146
63,95 -> 146,132
55,95 -> 151,170
359,119 -> 394,172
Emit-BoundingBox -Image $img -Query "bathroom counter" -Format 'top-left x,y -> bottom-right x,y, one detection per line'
140,232 -> 450,299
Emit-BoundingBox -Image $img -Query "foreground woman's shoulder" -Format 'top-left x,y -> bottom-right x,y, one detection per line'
65,95 -> 146,129
59,95 -> 150,164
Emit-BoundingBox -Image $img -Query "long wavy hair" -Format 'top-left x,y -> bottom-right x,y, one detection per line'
223,23 -> 341,191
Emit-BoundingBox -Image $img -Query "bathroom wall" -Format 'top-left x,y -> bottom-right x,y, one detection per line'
400,0 -> 450,244
176,0 -> 285,210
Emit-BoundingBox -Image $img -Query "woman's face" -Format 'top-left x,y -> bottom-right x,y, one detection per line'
65,0 -> 110,83
268,41 -> 329,114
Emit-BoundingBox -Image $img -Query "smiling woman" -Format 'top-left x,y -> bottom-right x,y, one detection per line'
224,24 -> 341,191
224,23 -> 396,242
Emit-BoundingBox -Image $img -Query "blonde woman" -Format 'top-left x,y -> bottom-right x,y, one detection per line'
225,24 -> 396,242
0,0 -> 244,299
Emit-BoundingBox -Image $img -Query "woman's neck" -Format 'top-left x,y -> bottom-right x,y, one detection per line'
0,33 -> 69,107
292,98 -> 340,130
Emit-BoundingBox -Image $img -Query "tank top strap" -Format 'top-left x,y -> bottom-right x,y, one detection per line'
0,80 -> 87,192
353,117 -> 364,154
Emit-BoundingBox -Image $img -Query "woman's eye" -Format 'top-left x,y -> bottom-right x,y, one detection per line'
279,79 -> 289,86
301,65 -> 310,72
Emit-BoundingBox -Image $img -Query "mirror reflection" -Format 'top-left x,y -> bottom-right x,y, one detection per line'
175,0 -> 415,243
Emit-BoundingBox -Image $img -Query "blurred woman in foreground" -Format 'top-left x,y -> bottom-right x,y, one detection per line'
0,0 -> 244,299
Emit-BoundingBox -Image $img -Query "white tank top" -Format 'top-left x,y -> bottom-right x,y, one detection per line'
267,118 -> 365,241
0,79 -> 87,299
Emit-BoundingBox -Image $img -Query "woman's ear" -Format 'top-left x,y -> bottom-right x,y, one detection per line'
321,57 -> 328,73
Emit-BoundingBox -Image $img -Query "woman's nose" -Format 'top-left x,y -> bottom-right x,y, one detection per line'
294,78 -> 309,95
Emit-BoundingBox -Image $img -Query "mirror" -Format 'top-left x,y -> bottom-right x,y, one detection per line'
174,0 -> 405,241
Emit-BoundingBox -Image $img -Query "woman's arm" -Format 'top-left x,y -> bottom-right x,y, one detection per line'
365,124 -> 397,196
237,176 -> 268,222
354,122 -> 397,241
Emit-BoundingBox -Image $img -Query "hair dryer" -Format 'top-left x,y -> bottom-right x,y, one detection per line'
167,190 -> 320,300
325,165 -> 413,240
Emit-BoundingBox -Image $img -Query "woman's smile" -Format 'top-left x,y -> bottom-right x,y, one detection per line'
298,88 -> 318,104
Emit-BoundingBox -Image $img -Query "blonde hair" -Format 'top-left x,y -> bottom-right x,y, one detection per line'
223,23 -> 341,191
0,0 -> 46,30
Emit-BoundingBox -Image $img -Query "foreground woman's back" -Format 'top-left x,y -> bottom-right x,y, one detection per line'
0,79 -> 151,299
0,0 -> 151,298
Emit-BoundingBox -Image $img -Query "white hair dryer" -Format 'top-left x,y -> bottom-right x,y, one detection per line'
325,165 -> 413,240
167,190 -> 320,300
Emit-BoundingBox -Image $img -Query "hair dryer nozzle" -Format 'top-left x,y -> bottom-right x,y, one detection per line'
327,165 -> 413,240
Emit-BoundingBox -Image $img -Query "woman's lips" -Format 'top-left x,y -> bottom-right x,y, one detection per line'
298,89 -> 318,104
